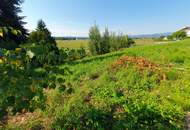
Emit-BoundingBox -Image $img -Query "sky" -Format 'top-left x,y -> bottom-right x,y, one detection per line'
22,0 -> 190,37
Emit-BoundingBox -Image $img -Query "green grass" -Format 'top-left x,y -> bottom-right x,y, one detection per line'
54,39 -> 190,129
6,39 -> 190,129
134,38 -> 155,45
56,39 -> 89,49
56,39 -> 158,50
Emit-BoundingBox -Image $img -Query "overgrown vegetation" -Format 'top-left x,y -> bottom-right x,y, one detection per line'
1,39 -> 190,130
0,48 -> 69,120
0,27 -> 23,49
1,0 -> 190,129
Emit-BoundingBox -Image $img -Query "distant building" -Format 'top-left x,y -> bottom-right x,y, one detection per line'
182,27 -> 190,37
163,36 -> 168,40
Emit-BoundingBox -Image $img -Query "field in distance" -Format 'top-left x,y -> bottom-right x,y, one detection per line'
56,38 -> 161,50
56,39 -> 89,49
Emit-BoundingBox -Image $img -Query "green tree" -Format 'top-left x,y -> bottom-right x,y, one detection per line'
109,32 -> 119,51
0,27 -> 23,49
109,33 -> 134,51
100,28 -> 110,54
0,0 -> 27,49
170,30 -> 187,40
89,24 -> 101,55
0,0 -> 27,36
118,34 -> 134,48
89,24 -> 134,55
29,19 -> 56,44
28,20 -> 61,66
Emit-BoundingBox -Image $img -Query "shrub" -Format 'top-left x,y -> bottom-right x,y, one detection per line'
0,47 -> 71,119
0,64 -> 46,117
0,27 -> 24,50
169,30 -> 187,40
77,47 -> 87,58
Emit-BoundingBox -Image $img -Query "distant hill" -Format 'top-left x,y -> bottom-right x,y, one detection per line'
129,32 -> 172,38
54,32 -> 172,40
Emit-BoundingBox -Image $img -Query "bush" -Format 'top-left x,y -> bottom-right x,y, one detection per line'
169,30 -> 187,40
64,47 -> 87,61
0,49 -> 69,118
0,64 -> 46,117
23,44 -> 87,67
0,27 -> 24,50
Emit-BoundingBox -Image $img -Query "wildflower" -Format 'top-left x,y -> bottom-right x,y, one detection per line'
0,29 -> 3,37
26,50 -> 35,59
0,58 -> 3,64
15,48 -> 22,53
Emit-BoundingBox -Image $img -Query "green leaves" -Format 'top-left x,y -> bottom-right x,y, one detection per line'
0,48 -> 70,119
0,27 -> 24,50
0,28 -> 3,37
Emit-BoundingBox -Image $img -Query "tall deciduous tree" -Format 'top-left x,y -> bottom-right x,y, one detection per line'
89,24 -> 101,55
89,24 -> 135,55
100,28 -> 110,54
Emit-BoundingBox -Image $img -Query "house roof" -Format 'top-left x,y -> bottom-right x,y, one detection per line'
182,27 -> 190,31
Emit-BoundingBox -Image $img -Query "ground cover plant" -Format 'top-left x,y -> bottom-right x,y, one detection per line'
2,39 -> 190,130
56,40 -> 89,50
2,0 -> 190,129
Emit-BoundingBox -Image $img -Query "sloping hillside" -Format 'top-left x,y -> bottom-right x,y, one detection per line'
6,39 -> 190,129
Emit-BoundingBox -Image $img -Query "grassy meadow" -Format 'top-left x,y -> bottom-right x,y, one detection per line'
5,39 -> 190,129
134,38 -> 156,45
56,39 -> 89,49
56,38 -> 165,50
57,39 -> 190,129
2,1 -> 190,129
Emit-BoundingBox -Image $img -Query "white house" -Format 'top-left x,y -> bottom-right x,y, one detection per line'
163,36 -> 168,40
183,27 -> 190,37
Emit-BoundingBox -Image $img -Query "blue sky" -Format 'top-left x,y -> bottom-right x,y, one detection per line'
22,0 -> 190,36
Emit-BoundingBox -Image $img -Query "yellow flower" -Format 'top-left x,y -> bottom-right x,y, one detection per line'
0,59 -> 3,64
15,60 -> 22,67
0,29 -> 3,37
10,60 -> 22,67
15,48 -> 22,53
0,31 -> 3,37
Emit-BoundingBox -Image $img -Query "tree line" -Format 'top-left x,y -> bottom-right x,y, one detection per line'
89,24 -> 134,55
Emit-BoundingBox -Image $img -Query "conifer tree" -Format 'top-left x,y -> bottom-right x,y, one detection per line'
29,19 -> 56,44
0,0 -> 27,36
